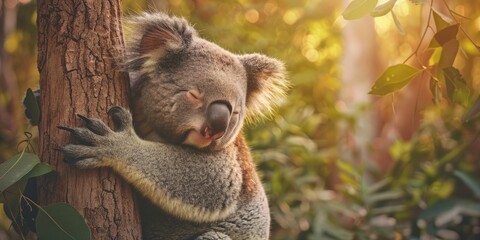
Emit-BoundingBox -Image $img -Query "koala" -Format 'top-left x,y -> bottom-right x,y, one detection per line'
58,13 -> 287,240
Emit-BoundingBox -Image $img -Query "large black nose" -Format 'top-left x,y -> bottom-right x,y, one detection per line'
204,102 -> 231,139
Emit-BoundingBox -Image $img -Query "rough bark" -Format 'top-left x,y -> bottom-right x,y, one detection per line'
37,0 -> 142,239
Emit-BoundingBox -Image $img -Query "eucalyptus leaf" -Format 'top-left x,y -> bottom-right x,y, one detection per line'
369,64 -> 421,95
418,199 -> 458,219
0,153 -> 39,192
342,0 -> 378,20
463,96 -> 480,123
443,67 -> 471,107
371,0 -> 396,17
36,203 -> 91,240
433,10 -> 451,31
434,24 -> 459,46
434,39 -> 459,84
366,191 -> 404,205
23,163 -> 54,179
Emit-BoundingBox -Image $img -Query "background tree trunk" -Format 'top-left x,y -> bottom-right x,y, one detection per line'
37,0 -> 142,239
0,0 -> 20,141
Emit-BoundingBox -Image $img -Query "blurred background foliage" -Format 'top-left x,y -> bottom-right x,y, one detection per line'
1,0 -> 479,239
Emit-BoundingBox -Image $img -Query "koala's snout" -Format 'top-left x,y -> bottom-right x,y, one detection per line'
203,102 -> 231,140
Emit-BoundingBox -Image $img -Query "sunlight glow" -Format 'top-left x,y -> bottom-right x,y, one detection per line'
263,1 -> 278,15
245,9 -> 259,23
374,15 -> 393,35
283,9 -> 301,25
475,16 -> 480,30
396,1 -> 411,17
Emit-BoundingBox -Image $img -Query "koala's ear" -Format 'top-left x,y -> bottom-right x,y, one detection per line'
123,13 -> 197,72
239,54 -> 288,122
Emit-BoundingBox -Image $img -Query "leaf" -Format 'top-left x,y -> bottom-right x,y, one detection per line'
0,153 -> 39,192
342,0 -> 378,20
391,11 -> 404,34
36,203 -> 91,240
418,199 -> 457,219
369,64 -> 421,95
453,170 -> 480,198
23,88 -> 41,126
434,24 -> 459,46
23,163 -> 54,179
436,39 -> 459,82
443,67 -> 471,107
433,10 -> 451,31
428,47 -> 442,65
371,0 -> 396,17
370,204 -> 406,215
435,201 -> 480,226
463,96 -> 480,123
366,190 -> 404,205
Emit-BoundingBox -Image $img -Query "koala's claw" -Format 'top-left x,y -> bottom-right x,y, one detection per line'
56,107 -> 135,169
77,114 -> 111,136
107,106 -> 133,131
57,125 -> 75,133
58,145 -> 94,165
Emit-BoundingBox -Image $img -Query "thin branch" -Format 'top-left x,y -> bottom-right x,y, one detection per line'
404,0 -> 435,64
440,0 -> 479,48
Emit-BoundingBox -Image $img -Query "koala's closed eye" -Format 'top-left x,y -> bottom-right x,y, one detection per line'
186,89 -> 202,106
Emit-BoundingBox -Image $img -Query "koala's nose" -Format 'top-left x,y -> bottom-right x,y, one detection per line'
203,102 -> 231,139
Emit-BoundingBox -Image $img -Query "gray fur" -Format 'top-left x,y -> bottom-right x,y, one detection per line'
60,12 -> 287,239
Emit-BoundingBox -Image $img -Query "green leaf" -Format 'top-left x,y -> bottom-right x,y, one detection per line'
435,201 -> 480,226
418,199 -> 457,219
370,0 -> 396,17
433,10 -> 451,31
443,67 -> 471,107
342,0 -> 378,20
463,97 -> 480,123
36,203 -> 91,240
23,163 -> 54,179
428,47 -> 442,65
369,64 -> 421,95
0,153 -> 40,192
23,88 -> 41,126
453,170 -> 480,198
366,190 -> 404,205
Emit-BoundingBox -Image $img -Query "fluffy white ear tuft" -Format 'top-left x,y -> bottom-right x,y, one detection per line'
239,54 -> 289,122
123,13 -> 197,73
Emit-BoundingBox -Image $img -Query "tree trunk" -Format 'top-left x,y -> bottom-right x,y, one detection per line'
37,0 -> 142,239
0,0 -> 20,141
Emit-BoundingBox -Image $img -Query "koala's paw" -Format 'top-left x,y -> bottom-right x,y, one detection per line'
57,106 -> 135,169
195,232 -> 232,240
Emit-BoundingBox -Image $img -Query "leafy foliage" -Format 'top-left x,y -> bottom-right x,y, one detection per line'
0,96 -> 89,239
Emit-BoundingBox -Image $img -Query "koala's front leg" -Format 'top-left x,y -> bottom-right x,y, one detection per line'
58,107 -> 242,223
58,107 -> 138,169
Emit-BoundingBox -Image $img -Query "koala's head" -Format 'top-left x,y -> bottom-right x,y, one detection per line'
124,13 -> 287,151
